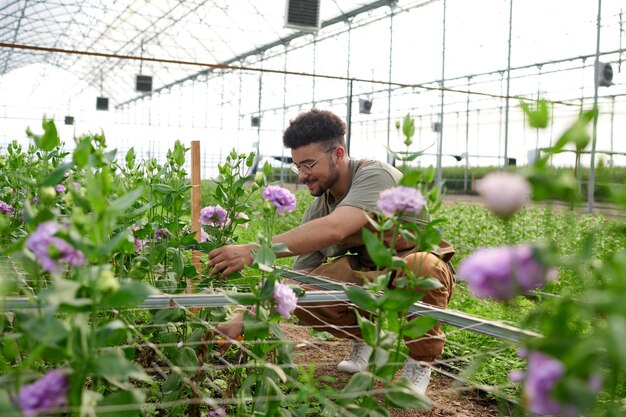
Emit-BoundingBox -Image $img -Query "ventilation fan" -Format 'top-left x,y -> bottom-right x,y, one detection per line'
359,98 -> 373,114
284,0 -> 321,32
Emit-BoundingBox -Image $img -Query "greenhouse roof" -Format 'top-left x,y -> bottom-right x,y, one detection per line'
0,0 -> 391,104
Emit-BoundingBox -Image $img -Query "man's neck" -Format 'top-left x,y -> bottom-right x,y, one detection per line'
327,159 -> 352,203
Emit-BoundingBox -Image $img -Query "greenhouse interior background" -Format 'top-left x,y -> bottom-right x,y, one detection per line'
1,0 -> 624,188
1,1 -> 626,416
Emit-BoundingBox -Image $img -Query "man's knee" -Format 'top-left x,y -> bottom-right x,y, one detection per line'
401,251 -> 454,307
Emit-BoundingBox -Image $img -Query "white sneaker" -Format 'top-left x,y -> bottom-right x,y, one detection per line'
337,340 -> 373,374
401,358 -> 431,395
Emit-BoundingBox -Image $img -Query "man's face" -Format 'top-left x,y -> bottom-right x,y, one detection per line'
291,143 -> 340,197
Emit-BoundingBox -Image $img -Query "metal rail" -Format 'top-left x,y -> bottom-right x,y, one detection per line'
2,269 -> 541,344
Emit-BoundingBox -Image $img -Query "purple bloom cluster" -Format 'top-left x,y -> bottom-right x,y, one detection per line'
208,408 -> 227,417
458,245 -> 555,300
476,172 -> 531,219
154,228 -> 169,240
54,184 -> 66,193
273,282 -> 298,318
262,186 -> 296,216
18,370 -> 69,417
377,186 -> 426,217
25,222 -> 85,273
509,351 -> 566,416
0,200 -> 14,215
134,238 -> 147,252
200,205 -> 229,228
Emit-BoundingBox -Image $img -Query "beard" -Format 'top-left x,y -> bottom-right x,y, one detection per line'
306,159 -> 340,197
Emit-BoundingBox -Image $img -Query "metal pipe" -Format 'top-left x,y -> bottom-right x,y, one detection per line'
436,0 -> 447,185
386,7 -> 395,165
503,0 -> 514,172
587,0 -> 602,213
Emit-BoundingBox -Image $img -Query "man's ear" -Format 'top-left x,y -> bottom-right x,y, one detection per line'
336,146 -> 346,160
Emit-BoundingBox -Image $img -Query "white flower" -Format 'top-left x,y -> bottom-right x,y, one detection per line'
476,172 -> 531,219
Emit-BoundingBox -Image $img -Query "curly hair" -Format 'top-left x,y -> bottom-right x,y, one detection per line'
282,108 -> 346,149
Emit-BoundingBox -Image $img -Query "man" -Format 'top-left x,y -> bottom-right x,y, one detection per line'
208,108 -> 455,394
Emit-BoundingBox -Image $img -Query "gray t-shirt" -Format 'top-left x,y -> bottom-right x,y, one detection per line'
293,159 -> 427,270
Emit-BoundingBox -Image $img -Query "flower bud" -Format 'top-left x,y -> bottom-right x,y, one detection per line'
254,171 -> 265,187
38,186 -> 57,204
96,270 -> 120,293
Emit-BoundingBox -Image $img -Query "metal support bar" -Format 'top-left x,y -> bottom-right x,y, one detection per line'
0,269 -> 540,344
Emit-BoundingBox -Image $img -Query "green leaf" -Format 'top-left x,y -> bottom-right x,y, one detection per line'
519,98 -> 549,129
109,187 -> 144,213
339,372 -> 374,401
152,183 -> 175,194
399,169 -> 422,187
170,248 -> 184,275
0,390 -> 20,415
92,350 -> 151,383
419,227 -> 442,252
40,118 -> 59,151
607,315 -> 626,370
95,320 -> 129,347
40,278 -> 92,310
20,313 -> 69,344
73,137 -> 92,167
97,389 -> 146,417
41,162 -> 73,187
176,347 -> 199,374
362,229 -> 392,267
243,312 -> 270,340
345,285 -> 379,312
254,245 -> 276,271
226,292 -> 259,306
125,147 -> 136,169
416,277 -> 443,290
402,316 -> 437,338
385,379 -> 431,409
402,113 -> 415,145
356,314 -> 377,346
379,289 -> 423,311
102,280 -> 152,309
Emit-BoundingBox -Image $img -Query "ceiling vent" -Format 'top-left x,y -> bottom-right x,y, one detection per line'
596,62 -> 613,87
136,75 -> 153,93
64,116 -> 74,125
251,116 -> 261,127
284,0 -> 321,32
96,97 -> 109,111
359,98 -> 373,114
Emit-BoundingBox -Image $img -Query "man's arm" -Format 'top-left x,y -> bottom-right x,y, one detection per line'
207,205 -> 370,278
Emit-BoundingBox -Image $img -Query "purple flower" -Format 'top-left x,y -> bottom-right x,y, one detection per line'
509,351 -> 565,416
32,196 -> 39,205
0,200 -> 14,215
18,370 -> 69,417
72,182 -> 81,190
458,245 -> 556,300
54,184 -> 66,193
476,172 -> 531,219
154,228 -> 169,240
377,186 -> 426,217
273,282 -> 298,318
208,408 -> 227,417
199,229 -> 209,242
134,238 -> 147,252
199,205 -> 229,228
25,222 -> 85,273
262,185 -> 296,216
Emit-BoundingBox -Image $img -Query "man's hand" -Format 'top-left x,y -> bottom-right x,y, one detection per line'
208,243 -> 256,278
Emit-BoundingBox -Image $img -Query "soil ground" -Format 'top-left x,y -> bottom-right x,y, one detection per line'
284,324 -> 504,417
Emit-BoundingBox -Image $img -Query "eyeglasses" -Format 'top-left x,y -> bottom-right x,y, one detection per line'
290,147 -> 337,175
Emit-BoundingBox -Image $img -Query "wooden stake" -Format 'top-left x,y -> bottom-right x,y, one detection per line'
190,140 -> 202,294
